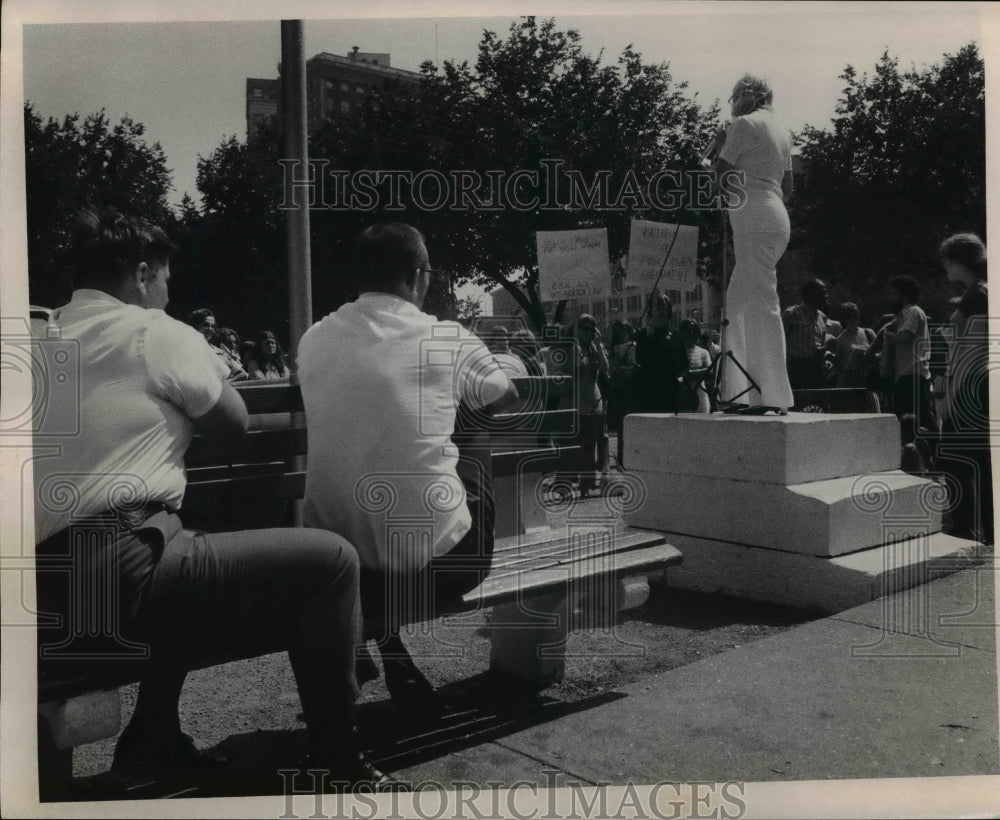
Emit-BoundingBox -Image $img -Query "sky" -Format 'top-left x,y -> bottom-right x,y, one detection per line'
21,4 -> 984,208
15,2 -> 989,308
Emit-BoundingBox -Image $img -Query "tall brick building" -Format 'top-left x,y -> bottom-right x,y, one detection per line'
246,47 -> 423,139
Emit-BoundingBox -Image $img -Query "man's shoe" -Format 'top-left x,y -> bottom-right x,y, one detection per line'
302,751 -> 409,792
383,658 -> 448,718
111,731 -> 229,778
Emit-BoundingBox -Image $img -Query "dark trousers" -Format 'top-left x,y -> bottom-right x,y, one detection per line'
360,457 -> 496,640
36,512 -> 362,727
573,412 -> 609,490
786,357 -> 825,390
894,375 -> 938,431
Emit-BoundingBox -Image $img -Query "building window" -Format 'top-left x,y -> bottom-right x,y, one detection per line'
592,302 -> 606,318
668,290 -> 681,304
356,86 -> 365,94
627,295 -> 642,311
340,83 -> 350,92
340,100 -> 350,114
692,284 -> 703,301
609,297 -> 623,313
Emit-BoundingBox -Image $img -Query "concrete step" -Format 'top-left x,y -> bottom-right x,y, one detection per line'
624,412 -> 900,485
626,469 -> 944,556
648,530 -> 985,613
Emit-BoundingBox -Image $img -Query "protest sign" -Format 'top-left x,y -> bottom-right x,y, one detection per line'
537,228 -> 610,301
628,220 -> 699,291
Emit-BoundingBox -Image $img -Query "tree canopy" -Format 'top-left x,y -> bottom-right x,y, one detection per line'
306,17 -> 721,328
24,104 -> 175,308
792,44 -> 984,319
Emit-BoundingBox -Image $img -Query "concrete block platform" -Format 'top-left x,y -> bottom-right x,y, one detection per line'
628,469 -> 945,556
648,531 -> 986,613
624,413 -> 899,484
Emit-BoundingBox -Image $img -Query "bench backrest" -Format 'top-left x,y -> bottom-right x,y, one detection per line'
181,377 -> 576,532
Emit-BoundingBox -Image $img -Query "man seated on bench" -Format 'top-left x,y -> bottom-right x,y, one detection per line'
33,208 -> 393,787
298,222 -> 518,717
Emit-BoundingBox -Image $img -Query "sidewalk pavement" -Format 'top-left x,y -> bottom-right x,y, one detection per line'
395,561 -> 999,785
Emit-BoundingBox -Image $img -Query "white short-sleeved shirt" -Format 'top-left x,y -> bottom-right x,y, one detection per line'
720,108 -> 793,235
32,290 -> 229,542
892,303 -> 931,380
298,293 -> 513,574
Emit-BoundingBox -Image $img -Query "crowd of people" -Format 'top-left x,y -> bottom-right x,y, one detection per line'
30,204 -> 990,791
187,308 -> 291,381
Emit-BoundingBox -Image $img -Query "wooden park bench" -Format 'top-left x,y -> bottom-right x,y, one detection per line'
36,376 -> 681,798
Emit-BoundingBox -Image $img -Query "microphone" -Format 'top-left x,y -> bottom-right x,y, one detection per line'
699,122 -> 730,168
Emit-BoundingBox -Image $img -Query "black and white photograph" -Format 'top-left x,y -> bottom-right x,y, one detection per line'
1,1 -> 997,817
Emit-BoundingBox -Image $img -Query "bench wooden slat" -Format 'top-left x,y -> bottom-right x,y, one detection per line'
235,381 -> 303,414
488,528 -> 665,572
184,472 -> 306,503
465,542 -> 682,609
234,377 -> 572,417
186,427 -> 308,467
455,408 -> 577,439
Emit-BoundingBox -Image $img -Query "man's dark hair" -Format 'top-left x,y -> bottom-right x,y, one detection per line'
188,308 -> 215,329
889,274 -> 921,304
353,223 -> 426,290
71,207 -> 177,291
939,232 -> 987,278
801,279 -> 827,300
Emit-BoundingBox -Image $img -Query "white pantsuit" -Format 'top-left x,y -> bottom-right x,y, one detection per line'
719,108 -> 795,409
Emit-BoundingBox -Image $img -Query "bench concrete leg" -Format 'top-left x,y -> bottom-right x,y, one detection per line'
616,575 -> 650,612
493,472 -> 552,539
489,590 -> 569,690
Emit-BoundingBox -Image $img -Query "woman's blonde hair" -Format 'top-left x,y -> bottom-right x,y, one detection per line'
732,73 -> 773,113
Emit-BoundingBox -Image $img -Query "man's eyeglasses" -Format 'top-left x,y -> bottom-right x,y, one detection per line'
419,267 -> 449,278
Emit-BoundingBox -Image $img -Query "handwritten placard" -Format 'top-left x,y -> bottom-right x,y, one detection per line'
537,228 -> 610,301
628,220 -> 699,290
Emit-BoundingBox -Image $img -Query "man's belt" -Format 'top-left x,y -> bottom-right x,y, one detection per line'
70,503 -> 170,534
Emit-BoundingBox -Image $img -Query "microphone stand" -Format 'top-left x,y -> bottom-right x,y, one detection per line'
713,195 -> 760,406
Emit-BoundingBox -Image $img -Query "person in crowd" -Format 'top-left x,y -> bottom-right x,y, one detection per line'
678,318 -> 713,414
570,314 -> 611,495
485,325 -> 530,377
783,279 -> 832,390
929,299 -> 959,422
33,209 -> 391,786
607,320 -> 637,467
937,232 -> 991,543
240,339 -> 256,371
832,302 -> 875,388
216,326 -> 248,381
247,329 -> 291,380
700,330 -> 722,362
712,73 -> 795,412
509,327 -> 546,377
188,308 -> 247,381
883,274 -> 937,432
188,308 -> 217,343
298,223 -> 518,717
633,294 -> 689,415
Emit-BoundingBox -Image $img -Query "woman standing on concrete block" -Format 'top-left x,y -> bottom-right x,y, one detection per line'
713,73 -> 795,412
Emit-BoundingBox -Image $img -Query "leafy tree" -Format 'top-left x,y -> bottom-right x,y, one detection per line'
793,44 -> 984,318
173,123 -> 291,341
24,103 -> 175,307
456,295 -> 483,327
310,17 -> 721,329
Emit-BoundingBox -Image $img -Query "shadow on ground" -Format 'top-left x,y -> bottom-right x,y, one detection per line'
67,678 -> 624,800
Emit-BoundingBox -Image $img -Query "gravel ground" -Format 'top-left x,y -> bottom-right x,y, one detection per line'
69,465 -> 821,795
